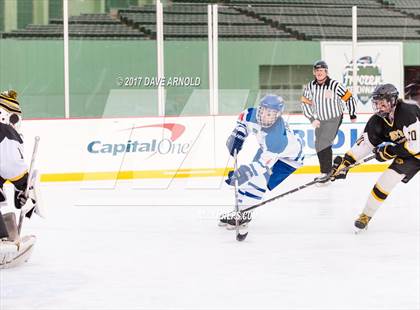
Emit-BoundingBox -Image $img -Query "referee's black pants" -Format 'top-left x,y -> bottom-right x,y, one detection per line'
315,115 -> 343,174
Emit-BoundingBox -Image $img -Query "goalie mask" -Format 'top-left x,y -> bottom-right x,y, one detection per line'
0,90 -> 21,128
257,95 -> 285,128
371,84 -> 399,118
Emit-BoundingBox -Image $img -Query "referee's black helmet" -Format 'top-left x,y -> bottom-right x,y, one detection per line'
313,60 -> 328,70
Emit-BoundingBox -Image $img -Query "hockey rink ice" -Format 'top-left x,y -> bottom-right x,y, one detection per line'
1,172 -> 419,310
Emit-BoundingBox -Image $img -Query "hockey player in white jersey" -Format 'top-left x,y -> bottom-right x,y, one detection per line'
219,94 -> 304,228
0,90 -> 38,268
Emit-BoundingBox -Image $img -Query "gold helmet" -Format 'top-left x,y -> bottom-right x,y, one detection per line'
0,90 -> 22,126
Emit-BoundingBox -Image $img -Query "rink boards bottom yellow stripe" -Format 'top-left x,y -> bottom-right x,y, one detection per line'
39,164 -> 390,182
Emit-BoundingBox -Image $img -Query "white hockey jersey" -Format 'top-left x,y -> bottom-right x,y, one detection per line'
0,123 -> 27,180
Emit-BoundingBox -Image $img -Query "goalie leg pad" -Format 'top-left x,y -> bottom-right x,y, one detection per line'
0,240 -> 18,254
3,212 -> 19,242
0,213 -> 9,239
0,235 -> 36,269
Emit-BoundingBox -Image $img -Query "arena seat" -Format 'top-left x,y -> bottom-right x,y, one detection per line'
1,1 -> 420,40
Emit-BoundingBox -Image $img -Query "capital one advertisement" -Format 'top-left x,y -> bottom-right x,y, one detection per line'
321,41 -> 404,113
20,114 -> 375,182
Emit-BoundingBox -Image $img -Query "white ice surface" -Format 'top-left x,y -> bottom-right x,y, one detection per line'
1,173 -> 419,310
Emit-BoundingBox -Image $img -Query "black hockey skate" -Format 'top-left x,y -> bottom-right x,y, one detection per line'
225,211 -> 252,230
355,213 -> 372,230
314,173 -> 331,186
218,211 -> 235,227
219,211 -> 252,229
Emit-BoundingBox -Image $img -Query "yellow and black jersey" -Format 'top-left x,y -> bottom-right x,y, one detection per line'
364,100 -> 420,160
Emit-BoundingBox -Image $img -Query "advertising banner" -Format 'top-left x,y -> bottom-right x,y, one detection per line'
20,114 -> 382,182
321,41 -> 404,113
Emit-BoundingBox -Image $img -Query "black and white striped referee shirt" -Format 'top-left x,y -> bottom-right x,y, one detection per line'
301,77 -> 357,122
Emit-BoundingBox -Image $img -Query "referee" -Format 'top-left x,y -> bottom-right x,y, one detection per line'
301,60 -> 357,183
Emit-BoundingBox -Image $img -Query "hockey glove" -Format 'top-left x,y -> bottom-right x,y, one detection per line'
14,190 -> 27,209
226,129 -> 246,157
225,165 -> 254,186
14,190 -> 36,219
330,154 -> 356,181
373,145 -> 396,162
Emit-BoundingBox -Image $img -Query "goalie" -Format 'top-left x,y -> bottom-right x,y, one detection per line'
330,84 -> 420,230
0,90 -> 39,268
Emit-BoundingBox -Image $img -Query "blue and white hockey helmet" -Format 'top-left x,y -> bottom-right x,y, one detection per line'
257,94 -> 285,128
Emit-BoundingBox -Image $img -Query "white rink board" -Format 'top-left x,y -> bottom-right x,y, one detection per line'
20,114 -> 379,177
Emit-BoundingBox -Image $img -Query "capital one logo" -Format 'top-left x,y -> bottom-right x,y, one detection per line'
130,123 -> 185,141
87,123 -> 191,156
342,55 -> 383,105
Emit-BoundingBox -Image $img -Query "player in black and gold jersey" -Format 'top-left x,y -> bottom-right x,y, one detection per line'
330,83 -> 419,231
0,90 -> 38,268
0,90 -> 28,215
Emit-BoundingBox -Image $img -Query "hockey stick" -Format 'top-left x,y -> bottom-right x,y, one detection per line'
232,150 -> 248,242
0,187 -> 7,207
241,154 -> 376,213
17,136 -> 40,235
